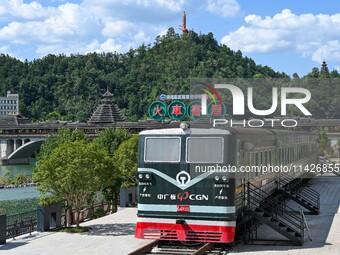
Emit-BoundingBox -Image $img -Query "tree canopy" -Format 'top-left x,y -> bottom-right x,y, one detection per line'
94,128 -> 132,212
113,134 -> 139,187
0,29 -> 289,122
33,140 -> 112,227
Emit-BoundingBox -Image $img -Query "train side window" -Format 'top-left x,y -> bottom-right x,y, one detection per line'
144,137 -> 181,162
186,137 -> 224,163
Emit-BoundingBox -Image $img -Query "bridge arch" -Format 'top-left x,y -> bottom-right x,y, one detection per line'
7,140 -> 44,160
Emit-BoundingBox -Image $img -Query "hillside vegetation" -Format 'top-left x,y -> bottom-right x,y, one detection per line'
0,28 -> 339,121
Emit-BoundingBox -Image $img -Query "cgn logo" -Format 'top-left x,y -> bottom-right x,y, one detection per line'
177,192 -> 209,201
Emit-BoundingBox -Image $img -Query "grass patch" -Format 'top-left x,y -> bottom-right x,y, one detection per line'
56,226 -> 92,233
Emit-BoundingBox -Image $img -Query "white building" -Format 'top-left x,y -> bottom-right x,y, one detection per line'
0,91 -> 19,117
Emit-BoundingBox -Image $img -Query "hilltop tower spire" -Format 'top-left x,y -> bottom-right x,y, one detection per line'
180,11 -> 189,34
320,60 -> 330,77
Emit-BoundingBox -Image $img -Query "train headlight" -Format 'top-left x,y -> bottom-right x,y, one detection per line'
138,172 -> 153,182
214,175 -> 228,183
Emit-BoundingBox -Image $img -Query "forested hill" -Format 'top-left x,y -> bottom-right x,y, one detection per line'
0,28 -> 339,121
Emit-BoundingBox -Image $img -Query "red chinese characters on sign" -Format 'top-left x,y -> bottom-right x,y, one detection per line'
152,104 -> 163,117
168,101 -> 187,120
171,104 -> 183,117
148,101 -> 166,120
190,104 -> 201,117
211,104 -> 222,117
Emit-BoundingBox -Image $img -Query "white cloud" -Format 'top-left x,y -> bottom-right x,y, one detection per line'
205,0 -> 240,17
82,0 -> 185,23
221,9 -> 340,62
102,20 -> 134,37
0,0 -> 57,21
312,40 -> 340,62
0,0 -> 202,59
84,38 -> 122,54
44,3 -> 100,37
0,3 -> 101,44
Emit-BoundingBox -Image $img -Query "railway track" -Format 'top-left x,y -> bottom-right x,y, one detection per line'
128,241 -> 231,255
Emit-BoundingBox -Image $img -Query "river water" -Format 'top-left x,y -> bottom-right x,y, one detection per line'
0,162 -> 40,215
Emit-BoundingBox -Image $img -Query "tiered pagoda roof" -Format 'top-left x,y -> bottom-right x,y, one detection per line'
88,90 -> 125,124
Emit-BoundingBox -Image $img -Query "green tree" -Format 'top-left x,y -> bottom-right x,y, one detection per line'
37,128 -> 87,162
94,128 -> 131,212
45,111 -> 61,121
33,140 -> 112,227
114,135 -> 139,187
94,128 -> 131,156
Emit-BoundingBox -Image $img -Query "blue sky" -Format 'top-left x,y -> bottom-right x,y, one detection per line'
0,0 -> 340,76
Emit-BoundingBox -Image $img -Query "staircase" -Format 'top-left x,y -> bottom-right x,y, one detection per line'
278,173 -> 320,215
244,182 -> 305,246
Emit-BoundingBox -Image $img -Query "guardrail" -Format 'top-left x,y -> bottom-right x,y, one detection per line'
61,202 -> 111,227
6,209 -> 39,239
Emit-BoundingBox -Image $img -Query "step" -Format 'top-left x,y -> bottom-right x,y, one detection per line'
278,222 -> 286,228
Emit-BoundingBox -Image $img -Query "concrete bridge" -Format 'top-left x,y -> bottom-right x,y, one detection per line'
0,114 -> 155,164
1,138 -> 44,164
0,115 -> 339,165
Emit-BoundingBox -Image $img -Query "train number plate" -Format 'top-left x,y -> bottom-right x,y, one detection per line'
177,205 -> 190,212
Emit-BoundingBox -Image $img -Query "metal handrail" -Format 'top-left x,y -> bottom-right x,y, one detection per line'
6,209 -> 39,239
279,172 -> 320,209
246,182 -> 304,236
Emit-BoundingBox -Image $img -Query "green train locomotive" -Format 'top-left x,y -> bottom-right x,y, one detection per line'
135,124 -> 318,243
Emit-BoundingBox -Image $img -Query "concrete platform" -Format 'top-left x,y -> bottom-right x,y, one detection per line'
0,207 -> 153,255
230,175 -> 340,255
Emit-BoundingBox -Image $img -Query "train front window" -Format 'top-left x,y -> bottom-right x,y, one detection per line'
144,137 -> 181,162
186,137 -> 224,163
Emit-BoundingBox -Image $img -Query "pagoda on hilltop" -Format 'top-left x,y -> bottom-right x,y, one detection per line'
88,90 -> 125,124
320,60 -> 330,77
179,11 -> 189,34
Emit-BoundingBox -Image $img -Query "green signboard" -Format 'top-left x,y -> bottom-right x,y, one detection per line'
208,102 -> 227,119
168,101 -> 187,121
187,101 -> 204,120
148,101 -> 167,120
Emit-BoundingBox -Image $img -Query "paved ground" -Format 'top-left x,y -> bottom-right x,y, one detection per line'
229,174 -> 340,255
1,175 -> 339,255
0,207 -> 153,255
